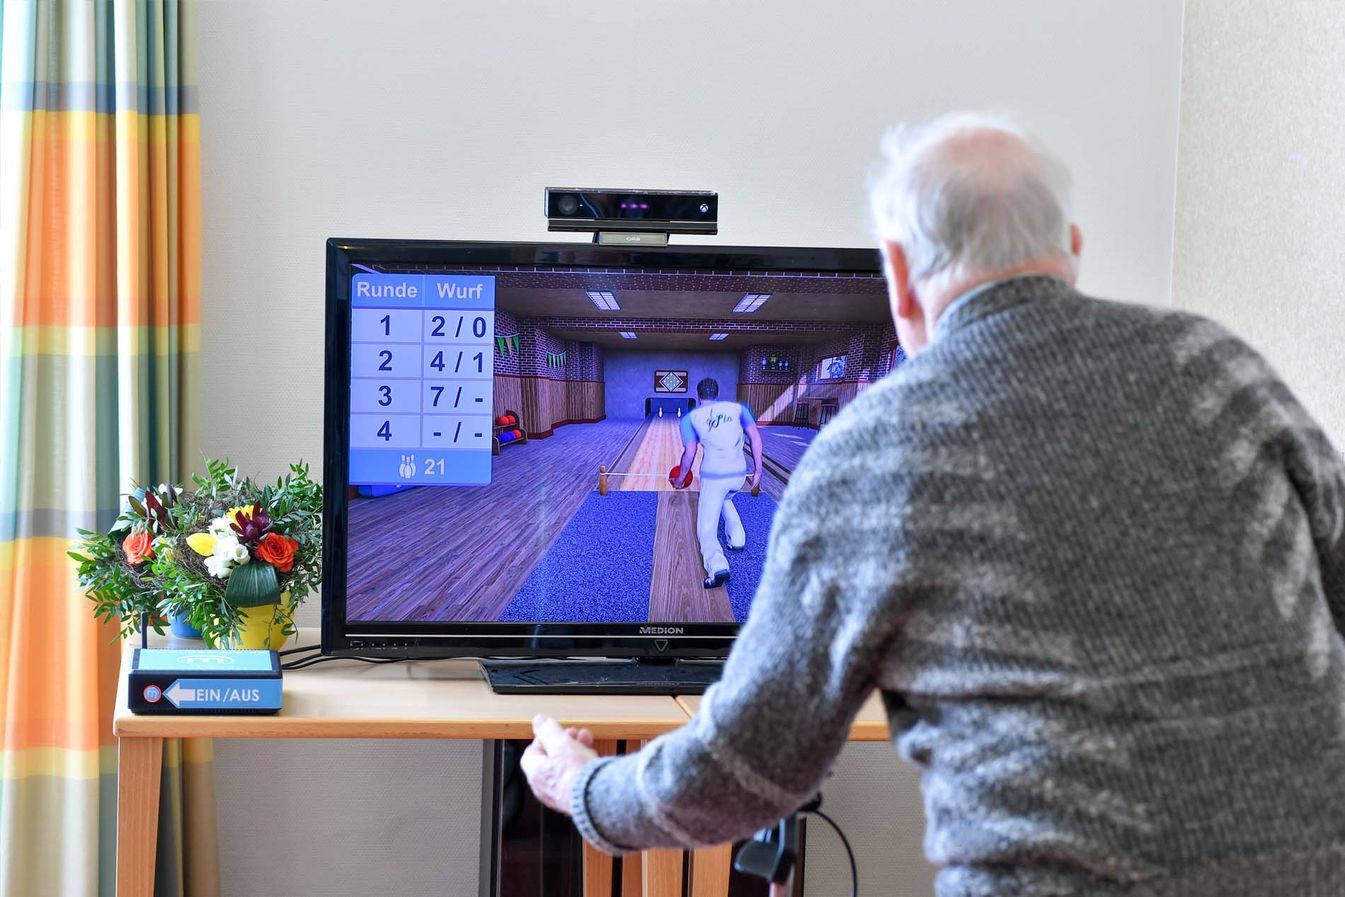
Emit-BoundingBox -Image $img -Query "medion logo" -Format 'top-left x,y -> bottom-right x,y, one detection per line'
639,626 -> 684,635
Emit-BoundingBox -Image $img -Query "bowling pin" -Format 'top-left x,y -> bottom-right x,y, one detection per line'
677,408 -> 682,418
658,408 -> 663,418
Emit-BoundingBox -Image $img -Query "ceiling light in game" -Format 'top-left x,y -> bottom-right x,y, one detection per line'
586,290 -> 620,310
732,293 -> 771,313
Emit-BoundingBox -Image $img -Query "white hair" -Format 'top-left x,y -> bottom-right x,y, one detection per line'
867,113 -> 1074,294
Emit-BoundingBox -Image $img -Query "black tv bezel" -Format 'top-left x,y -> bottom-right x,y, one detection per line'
321,237 -> 883,660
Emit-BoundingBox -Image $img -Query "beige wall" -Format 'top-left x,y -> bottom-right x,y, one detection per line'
1174,0 -> 1345,444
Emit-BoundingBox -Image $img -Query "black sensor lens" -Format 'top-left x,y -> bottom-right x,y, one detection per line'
556,194 -> 580,216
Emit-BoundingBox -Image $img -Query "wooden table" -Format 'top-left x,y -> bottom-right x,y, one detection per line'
112,646 -> 694,897
114,647 -> 894,897
675,692 -> 893,741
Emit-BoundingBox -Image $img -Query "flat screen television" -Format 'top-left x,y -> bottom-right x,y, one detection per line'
320,238 -> 892,690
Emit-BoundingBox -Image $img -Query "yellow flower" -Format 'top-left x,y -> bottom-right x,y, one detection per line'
226,504 -> 257,522
186,532 -> 217,557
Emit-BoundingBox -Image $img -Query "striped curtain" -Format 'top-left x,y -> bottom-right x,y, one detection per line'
0,2 -> 216,896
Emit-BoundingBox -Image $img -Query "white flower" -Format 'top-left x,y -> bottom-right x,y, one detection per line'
208,516 -> 232,538
205,534 -> 245,579
205,554 -> 232,579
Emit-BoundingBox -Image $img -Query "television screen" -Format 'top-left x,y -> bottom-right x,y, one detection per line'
323,240 -> 892,657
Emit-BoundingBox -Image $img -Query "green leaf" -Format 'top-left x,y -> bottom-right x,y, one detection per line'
223,561 -> 282,608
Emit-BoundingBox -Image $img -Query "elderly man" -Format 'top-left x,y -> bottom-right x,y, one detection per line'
523,114 -> 1345,897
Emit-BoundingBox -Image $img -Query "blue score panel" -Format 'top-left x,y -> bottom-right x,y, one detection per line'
349,273 -> 497,486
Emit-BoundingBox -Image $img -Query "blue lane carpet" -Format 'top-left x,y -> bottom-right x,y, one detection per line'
719,493 -> 778,622
499,492 -> 657,623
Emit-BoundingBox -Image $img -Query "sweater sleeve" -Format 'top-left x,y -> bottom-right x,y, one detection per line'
1276,391 -> 1345,636
570,414 -> 905,853
1179,318 -> 1345,637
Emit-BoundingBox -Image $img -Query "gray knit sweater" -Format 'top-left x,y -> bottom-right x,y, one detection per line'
571,276 -> 1345,897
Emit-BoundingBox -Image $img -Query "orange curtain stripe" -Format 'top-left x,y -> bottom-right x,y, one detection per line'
0,539 -> 122,752
16,111 -> 201,329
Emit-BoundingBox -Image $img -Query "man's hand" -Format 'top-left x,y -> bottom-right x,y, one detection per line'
749,469 -> 762,491
520,714 -> 599,815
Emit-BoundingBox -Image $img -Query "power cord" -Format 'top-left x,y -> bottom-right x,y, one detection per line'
734,793 -> 858,897
804,806 -> 858,897
278,645 -> 484,669
281,654 -> 409,671
277,644 -> 410,671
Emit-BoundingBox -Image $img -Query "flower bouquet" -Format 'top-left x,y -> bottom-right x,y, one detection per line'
72,459 -> 322,649
71,482 -> 184,641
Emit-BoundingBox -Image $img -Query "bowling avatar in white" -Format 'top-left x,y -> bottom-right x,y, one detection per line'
678,400 -> 763,587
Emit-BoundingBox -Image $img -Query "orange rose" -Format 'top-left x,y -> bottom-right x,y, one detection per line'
123,527 -> 154,565
256,533 -> 299,573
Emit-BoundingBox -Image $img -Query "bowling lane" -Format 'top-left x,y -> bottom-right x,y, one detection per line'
648,490 -> 734,622
614,416 -> 703,492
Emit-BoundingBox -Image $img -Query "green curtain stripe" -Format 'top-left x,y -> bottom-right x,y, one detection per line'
0,773 -> 112,897
0,353 -> 201,519
6,325 -> 194,357
0,2 -> 198,114
48,0 -> 94,84
156,739 -> 185,897
0,507 -> 122,543
0,353 -> 21,543
98,771 -> 115,897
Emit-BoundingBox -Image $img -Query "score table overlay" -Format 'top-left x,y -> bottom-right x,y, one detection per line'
349,272 -> 496,486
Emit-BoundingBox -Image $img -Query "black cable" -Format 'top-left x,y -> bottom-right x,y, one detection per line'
282,655 -> 404,670
280,655 -> 408,671
804,808 -> 858,897
278,644 -> 322,657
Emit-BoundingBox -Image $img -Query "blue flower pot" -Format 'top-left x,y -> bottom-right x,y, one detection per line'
168,609 -> 203,640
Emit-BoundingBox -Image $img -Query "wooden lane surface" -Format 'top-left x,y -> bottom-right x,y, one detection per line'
648,491 -> 734,623
675,691 -> 892,742
346,418 -> 643,621
113,650 -> 693,741
610,415 -> 654,472
615,417 -> 702,492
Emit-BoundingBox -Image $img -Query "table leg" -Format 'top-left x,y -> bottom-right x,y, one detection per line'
116,737 -> 163,897
689,843 -> 733,897
642,848 -> 684,897
631,737 -> 684,897
622,851 -> 643,896
582,740 -> 620,897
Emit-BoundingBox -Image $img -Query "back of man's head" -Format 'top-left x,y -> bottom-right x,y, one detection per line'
867,113 -> 1074,295
696,378 -> 719,400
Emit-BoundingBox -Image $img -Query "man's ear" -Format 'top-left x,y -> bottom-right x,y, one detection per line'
1069,223 -> 1083,258
883,241 -> 917,320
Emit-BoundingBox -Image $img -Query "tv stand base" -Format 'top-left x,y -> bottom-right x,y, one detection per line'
479,658 -> 723,695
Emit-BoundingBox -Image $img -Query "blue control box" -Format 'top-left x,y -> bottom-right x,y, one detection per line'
128,649 -> 283,715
